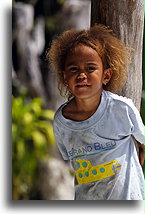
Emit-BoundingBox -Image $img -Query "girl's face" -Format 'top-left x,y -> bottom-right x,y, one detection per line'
63,44 -> 111,100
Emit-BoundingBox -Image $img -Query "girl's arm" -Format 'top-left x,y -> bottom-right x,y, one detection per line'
137,141 -> 144,167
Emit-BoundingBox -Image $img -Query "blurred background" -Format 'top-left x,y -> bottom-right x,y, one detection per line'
12,0 -> 91,200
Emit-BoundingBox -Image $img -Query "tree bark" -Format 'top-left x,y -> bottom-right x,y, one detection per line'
91,0 -> 144,111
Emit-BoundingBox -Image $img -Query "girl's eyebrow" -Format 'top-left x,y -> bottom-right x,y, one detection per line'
65,62 -> 99,67
86,62 -> 99,66
65,63 -> 77,67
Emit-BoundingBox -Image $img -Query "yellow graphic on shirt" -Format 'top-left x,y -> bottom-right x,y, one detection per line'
75,159 -> 121,184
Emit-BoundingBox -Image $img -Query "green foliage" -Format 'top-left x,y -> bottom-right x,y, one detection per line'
12,91 -> 55,199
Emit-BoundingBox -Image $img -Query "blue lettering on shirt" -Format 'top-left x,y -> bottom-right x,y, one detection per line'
67,141 -> 116,159
94,141 -> 116,151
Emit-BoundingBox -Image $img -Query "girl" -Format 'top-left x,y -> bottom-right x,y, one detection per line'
46,24 -> 144,200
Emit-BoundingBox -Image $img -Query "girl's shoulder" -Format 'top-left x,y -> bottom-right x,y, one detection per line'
103,90 -> 137,113
54,102 -> 67,119
54,99 -> 74,125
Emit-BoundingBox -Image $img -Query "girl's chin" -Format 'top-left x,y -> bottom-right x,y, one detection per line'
72,88 -> 103,100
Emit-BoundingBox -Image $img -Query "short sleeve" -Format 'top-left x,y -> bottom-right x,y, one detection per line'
53,119 -> 69,160
129,101 -> 145,144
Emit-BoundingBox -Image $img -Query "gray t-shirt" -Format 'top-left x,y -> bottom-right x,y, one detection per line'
53,90 -> 144,200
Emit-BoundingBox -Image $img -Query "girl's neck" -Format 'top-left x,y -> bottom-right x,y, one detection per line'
62,91 -> 103,121
74,94 -> 102,113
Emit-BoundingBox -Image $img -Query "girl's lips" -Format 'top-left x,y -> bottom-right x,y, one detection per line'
75,83 -> 91,88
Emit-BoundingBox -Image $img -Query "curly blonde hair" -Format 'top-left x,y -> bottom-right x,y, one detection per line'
46,24 -> 130,98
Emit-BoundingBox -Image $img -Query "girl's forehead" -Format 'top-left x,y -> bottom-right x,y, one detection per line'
65,44 -> 103,65
68,44 -> 98,56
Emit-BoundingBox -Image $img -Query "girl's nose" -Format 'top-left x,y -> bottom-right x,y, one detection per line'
77,72 -> 87,81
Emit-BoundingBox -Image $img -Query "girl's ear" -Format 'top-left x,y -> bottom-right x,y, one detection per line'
102,68 -> 112,85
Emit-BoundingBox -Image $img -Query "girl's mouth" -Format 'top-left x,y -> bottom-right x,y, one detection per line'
75,84 -> 91,88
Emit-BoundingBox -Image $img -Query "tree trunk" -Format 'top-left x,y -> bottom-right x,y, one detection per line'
91,0 -> 144,111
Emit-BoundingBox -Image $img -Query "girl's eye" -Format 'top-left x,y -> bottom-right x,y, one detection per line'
87,67 -> 96,72
69,67 -> 78,72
